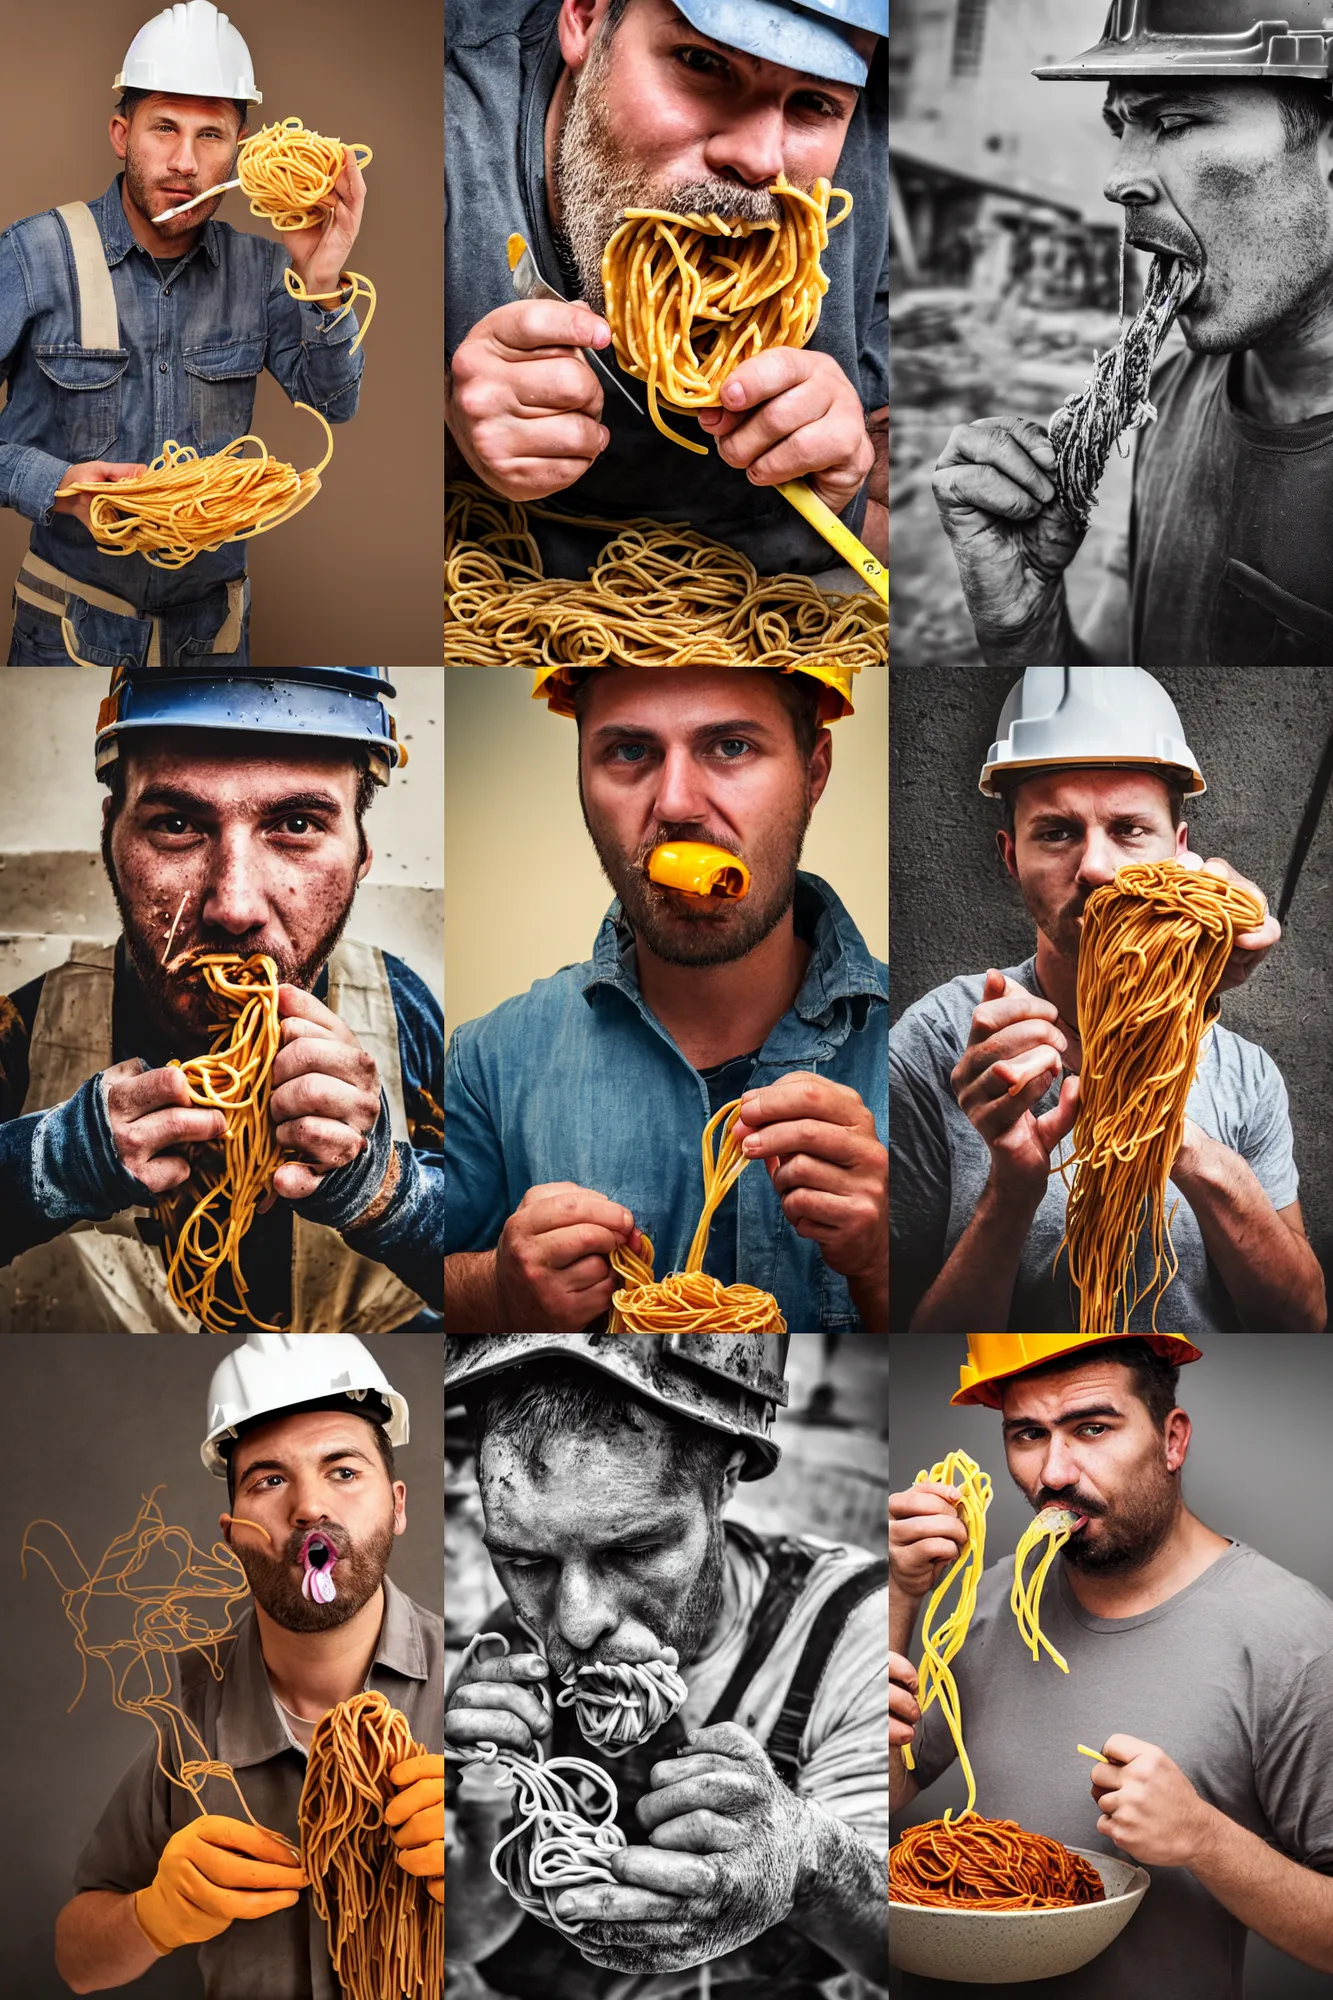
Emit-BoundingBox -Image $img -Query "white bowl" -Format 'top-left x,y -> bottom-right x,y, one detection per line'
889,1845 -> 1150,1983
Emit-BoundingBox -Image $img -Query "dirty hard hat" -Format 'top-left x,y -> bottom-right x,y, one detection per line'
979,667 -> 1205,799
670,0 -> 885,88
533,662 -> 859,722
952,1333 -> 1204,1409
116,2 -> 262,104
94,666 -> 408,787
445,1334 -> 790,1480
1035,0 -> 1333,82
202,1333 -> 409,1476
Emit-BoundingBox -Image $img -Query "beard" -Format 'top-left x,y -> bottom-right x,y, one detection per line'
1038,1461 -> 1180,1577
554,26 -> 784,313
122,143 -> 231,241
230,1513 -> 395,1634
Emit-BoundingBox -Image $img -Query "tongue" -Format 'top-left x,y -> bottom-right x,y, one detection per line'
303,1562 -> 336,1604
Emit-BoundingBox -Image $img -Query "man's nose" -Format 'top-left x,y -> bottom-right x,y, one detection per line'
652,748 -> 714,828
1076,829 -> 1119,890
704,103 -> 787,191
199,835 -> 270,935
552,1564 -> 618,1655
1104,133 -> 1160,210
1039,1442 -> 1083,1495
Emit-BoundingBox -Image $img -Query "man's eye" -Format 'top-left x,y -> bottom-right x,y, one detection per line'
152,814 -> 194,836
610,743 -> 649,764
715,738 -> 751,759
276,816 -> 320,835
792,91 -> 842,119
617,1544 -> 661,1559
676,44 -> 730,77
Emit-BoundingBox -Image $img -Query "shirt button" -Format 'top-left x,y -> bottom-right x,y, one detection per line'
159,362 -> 168,373
163,287 -> 170,297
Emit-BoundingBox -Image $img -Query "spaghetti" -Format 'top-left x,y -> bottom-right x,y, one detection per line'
237,117 -> 376,353
300,1691 -> 443,2000
608,1099 -> 787,1333
55,403 -> 334,569
602,173 -> 852,452
443,482 -> 886,672
1011,1507 -> 1081,1674
890,1816 -> 1105,1910
158,953 -> 285,1335
555,1652 -> 688,1755
1059,860 -> 1266,1333
900,1452 -> 992,1819
1049,253 -> 1191,530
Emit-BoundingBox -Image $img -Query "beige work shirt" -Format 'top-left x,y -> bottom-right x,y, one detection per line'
72,1576 -> 443,1999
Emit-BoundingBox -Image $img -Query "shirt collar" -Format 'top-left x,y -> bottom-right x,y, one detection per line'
96,174 -> 222,270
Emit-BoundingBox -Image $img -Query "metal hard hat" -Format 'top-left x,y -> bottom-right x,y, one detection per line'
952,1333 -> 1203,1409
979,667 -> 1205,799
671,0 -> 885,87
202,1333 -> 410,1476
533,662 -> 859,723
1035,0 -> 1333,82
94,667 -> 407,787
115,2 -> 262,104
445,1334 -> 789,1480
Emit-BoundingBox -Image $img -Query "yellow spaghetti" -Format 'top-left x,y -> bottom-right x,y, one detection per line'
1011,1506 -> 1081,1673
300,1691 -> 443,2000
608,1100 -> 786,1333
602,173 -> 852,452
237,117 -> 376,352
901,1452 -> 992,1820
56,403 -> 333,569
158,953 -> 284,1335
444,482 -> 886,671
1060,860 -> 1267,1332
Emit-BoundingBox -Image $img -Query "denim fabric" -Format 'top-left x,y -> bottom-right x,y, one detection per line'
0,175 -> 363,641
444,872 -> 887,1331
445,0 -> 889,578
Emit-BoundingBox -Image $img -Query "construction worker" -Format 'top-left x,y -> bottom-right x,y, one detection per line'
0,1 -> 367,666
891,1333 -> 1333,1999
443,664 -> 888,1333
932,0 -> 1333,667
51,1334 -> 443,1996
0,667 -> 443,1331
890,668 -> 1326,1332
446,0 -> 887,578
446,1332 -> 887,1994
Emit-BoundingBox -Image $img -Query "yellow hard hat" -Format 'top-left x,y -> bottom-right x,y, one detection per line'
952,1333 -> 1203,1409
532,662 -> 859,721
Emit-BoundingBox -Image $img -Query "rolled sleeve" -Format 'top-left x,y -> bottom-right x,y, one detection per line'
263,250 -> 364,423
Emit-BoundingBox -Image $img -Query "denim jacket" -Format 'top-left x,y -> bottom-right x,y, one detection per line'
0,176 -> 363,613
445,872 -> 887,1331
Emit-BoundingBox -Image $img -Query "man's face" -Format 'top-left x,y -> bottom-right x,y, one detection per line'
104,730 -> 370,1043
577,668 -> 829,968
1102,82 -> 1333,353
478,1424 -> 728,1677
556,0 -> 873,308
1000,1360 -> 1183,1576
112,94 -> 246,240
997,769 -> 1186,968
222,1410 -> 406,1634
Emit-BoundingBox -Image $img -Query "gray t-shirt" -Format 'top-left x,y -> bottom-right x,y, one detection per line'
445,0 -> 888,577
890,957 -> 1299,1331
897,1541 -> 1333,2000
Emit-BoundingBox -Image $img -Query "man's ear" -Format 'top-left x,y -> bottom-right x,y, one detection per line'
1175,820 -> 1189,856
110,114 -> 130,163
997,827 -> 1019,882
557,0 -> 604,75
720,1447 -> 747,1508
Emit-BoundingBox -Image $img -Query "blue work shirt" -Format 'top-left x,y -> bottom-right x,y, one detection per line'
0,175 -> 363,611
444,872 -> 887,1331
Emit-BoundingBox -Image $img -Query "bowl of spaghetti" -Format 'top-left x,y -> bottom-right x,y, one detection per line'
889,1818 -> 1149,1982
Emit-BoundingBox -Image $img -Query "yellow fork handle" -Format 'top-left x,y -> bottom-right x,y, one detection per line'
776,479 -> 887,604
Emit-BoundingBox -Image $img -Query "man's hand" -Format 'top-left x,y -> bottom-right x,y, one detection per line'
386,1754 -> 444,1905
284,146 -> 368,303
733,1074 -> 886,1290
53,460 -> 148,532
268,986 -> 382,1200
889,1480 -> 969,1602
133,1817 -> 307,1955
447,301 -> 610,500
495,1182 -> 644,1330
551,1723 -> 812,1972
951,970 -> 1079,1200
890,1651 -> 921,1754
1089,1736 -> 1213,1868
103,1058 -> 226,1194
1177,852 -> 1280,991
446,1645 -> 552,1771
698,349 -> 873,512
932,418 -> 1083,655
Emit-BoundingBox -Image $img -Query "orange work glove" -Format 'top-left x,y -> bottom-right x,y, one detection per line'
386,1754 -> 445,1904
133,1815 -> 308,1954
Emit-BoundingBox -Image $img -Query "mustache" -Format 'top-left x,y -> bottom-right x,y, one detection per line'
243,1523 -> 350,1566
645,179 -> 787,224
1039,1493 -> 1102,1515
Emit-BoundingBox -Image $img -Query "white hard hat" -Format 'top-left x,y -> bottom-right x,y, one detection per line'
115,2 -> 262,105
979,668 -> 1205,799
201,1334 -> 408,1477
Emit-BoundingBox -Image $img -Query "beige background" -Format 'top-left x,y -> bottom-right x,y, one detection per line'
444,665 -> 888,1042
0,666 -> 444,1004
0,0 -> 442,666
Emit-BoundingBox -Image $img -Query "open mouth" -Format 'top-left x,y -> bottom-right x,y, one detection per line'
299,1531 -> 339,1604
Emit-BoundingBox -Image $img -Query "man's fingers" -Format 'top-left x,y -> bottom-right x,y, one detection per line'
494,300 -> 612,354
610,1846 -> 714,1896
271,1114 -> 367,1166
966,982 -> 1060,1043
555,1884 -> 684,1923
738,1117 -> 862,1166
645,1809 -> 745,1853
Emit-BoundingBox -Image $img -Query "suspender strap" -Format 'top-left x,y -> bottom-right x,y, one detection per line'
54,202 -> 120,350
766,1558 -> 889,1788
703,1536 -> 819,1730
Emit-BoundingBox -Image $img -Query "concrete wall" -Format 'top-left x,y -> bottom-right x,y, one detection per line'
889,666 -> 1333,1276
0,668 -> 443,1005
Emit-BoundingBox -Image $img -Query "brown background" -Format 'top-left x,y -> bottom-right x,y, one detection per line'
0,0 -> 442,666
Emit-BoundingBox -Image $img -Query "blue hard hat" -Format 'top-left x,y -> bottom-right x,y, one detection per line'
94,667 -> 407,787
671,0 -> 885,87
